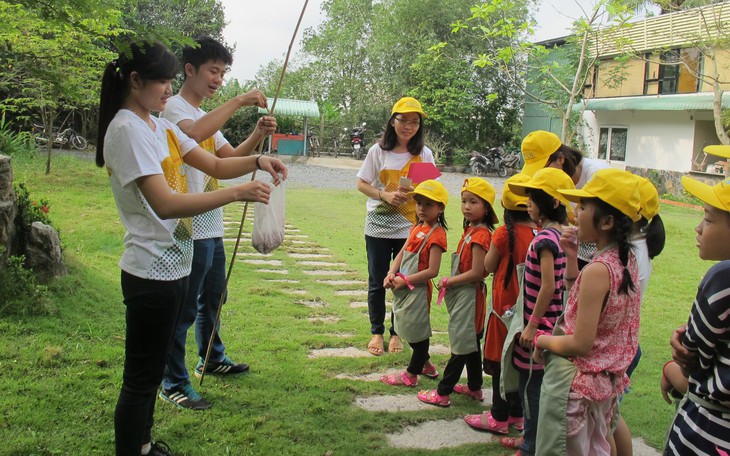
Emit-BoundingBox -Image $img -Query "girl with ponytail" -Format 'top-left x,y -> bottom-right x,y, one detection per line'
98,42 -> 287,456
532,169 -> 642,455
464,174 -> 536,436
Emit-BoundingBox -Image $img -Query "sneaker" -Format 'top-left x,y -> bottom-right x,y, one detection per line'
453,384 -> 484,401
464,411 -> 508,434
194,355 -> 249,378
159,383 -> 211,411
146,441 -> 174,456
508,415 -> 525,431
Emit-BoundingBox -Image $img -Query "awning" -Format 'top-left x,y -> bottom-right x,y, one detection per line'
574,92 -> 730,112
258,98 -> 320,117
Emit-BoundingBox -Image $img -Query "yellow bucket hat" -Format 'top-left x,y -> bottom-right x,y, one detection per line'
462,178 -> 499,224
558,169 -> 642,222
681,175 -> 730,212
409,179 -> 448,205
391,97 -> 427,118
520,130 -> 562,177
501,174 -> 530,211
703,145 -> 730,159
508,167 -> 575,210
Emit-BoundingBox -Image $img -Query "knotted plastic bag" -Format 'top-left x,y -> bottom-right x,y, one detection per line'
252,181 -> 286,254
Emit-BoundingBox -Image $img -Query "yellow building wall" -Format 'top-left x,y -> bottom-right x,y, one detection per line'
594,59 -> 646,98
700,49 -> 730,92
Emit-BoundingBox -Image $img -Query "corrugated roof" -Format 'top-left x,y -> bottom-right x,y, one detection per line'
258,98 -> 320,117
574,92 -> 730,111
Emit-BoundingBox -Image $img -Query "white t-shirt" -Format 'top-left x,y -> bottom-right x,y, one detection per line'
161,94 -> 229,240
357,143 -> 435,238
104,109 -> 198,280
632,236 -> 652,299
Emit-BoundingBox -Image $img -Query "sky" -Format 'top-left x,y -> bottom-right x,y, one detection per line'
219,0 -> 641,83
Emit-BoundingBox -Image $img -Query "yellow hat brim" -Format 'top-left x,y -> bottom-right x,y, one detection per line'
682,176 -> 726,211
703,145 -> 730,159
520,157 -> 550,177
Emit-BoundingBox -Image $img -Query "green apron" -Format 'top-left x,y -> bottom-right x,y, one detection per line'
392,224 -> 437,344
534,318 -> 576,456
443,229 -> 482,355
497,262 -> 526,401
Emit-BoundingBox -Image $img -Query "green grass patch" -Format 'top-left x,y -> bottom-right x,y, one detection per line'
0,154 -> 709,454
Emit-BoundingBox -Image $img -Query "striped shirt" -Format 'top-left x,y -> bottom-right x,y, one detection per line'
665,260 -> 730,455
513,227 -> 566,371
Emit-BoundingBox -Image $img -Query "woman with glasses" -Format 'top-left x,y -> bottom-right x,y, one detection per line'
356,97 -> 436,357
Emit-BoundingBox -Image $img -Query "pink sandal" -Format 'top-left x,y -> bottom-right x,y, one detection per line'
508,415 -> 525,431
453,384 -> 484,401
417,389 -> 451,407
464,411 -> 508,434
420,364 -> 439,378
381,371 -> 418,387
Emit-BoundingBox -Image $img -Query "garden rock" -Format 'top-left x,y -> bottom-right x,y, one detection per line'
25,221 -> 66,281
0,155 -> 17,259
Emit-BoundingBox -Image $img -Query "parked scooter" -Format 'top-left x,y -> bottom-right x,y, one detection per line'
349,122 -> 366,159
501,149 -> 523,175
470,147 -> 508,177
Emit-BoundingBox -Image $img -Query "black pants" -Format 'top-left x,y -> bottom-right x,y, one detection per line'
437,334 -> 483,395
406,338 -> 430,376
484,360 -> 523,421
114,271 -> 187,456
365,235 -> 405,335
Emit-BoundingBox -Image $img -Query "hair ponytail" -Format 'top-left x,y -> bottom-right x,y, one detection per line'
96,62 -> 125,166
645,214 -> 666,259
615,213 -> 636,295
502,208 -> 531,288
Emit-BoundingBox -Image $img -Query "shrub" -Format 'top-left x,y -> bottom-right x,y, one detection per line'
0,249 -> 54,317
0,112 -> 36,158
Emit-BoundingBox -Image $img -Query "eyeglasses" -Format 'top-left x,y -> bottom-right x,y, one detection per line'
394,117 -> 421,127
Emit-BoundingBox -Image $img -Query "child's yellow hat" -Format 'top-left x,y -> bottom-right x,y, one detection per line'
520,130 -> 562,176
558,169 -> 642,222
409,179 -> 448,205
703,145 -> 730,158
508,167 -> 575,210
462,178 -> 499,224
501,174 -> 530,211
391,97 -> 427,117
681,175 -> 730,212
633,175 -> 660,220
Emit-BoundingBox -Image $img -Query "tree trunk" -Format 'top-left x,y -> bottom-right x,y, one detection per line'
710,49 -> 729,146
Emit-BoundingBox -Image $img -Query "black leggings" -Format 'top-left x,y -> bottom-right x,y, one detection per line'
437,334 -> 483,396
484,360 -> 523,421
114,272 -> 186,456
365,235 -> 405,336
406,338 -> 431,376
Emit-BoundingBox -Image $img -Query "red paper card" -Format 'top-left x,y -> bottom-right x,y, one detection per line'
407,162 -> 441,184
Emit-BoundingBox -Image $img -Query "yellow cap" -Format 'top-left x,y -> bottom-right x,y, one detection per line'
520,130 -> 562,177
558,169 -> 642,222
703,145 -> 730,159
409,179 -> 448,205
681,175 -> 730,212
508,167 -> 575,211
633,175 -> 660,220
391,97 -> 427,118
501,173 -> 530,211
462,178 -> 499,224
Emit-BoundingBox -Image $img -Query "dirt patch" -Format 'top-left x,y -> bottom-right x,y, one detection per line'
349,301 -> 368,308
255,269 -> 289,274
316,279 -> 365,286
295,299 -> 325,308
297,260 -> 346,267
283,289 -> 309,295
265,279 -> 300,283
288,253 -> 332,258
307,316 -> 341,323
238,259 -> 283,266
335,290 -> 368,296
387,419 -> 496,449
303,270 -> 348,276
308,347 -> 372,359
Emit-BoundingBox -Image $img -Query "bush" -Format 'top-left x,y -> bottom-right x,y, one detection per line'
0,112 -> 36,158
0,250 -> 54,317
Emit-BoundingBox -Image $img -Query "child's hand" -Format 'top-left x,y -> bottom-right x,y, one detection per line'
670,324 -> 698,374
532,347 -> 545,364
660,370 -> 675,404
559,226 -> 578,259
383,272 -> 396,289
520,324 -> 537,349
436,277 -> 449,290
392,276 -> 405,289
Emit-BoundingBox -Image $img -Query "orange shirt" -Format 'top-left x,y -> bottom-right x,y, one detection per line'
404,223 -> 448,305
484,223 -> 535,363
455,226 -> 491,334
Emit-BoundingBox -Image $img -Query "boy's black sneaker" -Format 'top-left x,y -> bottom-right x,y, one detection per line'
194,355 -> 249,378
146,440 -> 174,456
159,383 -> 211,410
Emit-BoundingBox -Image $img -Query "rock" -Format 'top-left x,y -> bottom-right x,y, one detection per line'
25,221 -> 66,281
0,155 -> 17,260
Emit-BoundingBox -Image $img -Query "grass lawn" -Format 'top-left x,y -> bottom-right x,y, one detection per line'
0,153 -> 707,454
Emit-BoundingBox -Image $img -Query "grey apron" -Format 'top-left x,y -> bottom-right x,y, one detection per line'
535,318 -> 576,456
392,224 -> 437,344
444,229 -> 482,355
497,262 -> 526,400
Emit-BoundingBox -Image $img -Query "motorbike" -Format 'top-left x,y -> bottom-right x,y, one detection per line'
32,122 -> 88,150
349,122 -> 366,159
470,147 -> 508,177
502,149 -> 523,175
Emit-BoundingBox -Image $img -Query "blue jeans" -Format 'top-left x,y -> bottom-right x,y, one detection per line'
163,238 -> 227,390
365,235 -> 405,335
115,271 -> 186,455
518,368 -> 545,456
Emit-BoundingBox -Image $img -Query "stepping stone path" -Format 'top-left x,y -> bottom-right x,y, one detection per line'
219,205 -> 662,455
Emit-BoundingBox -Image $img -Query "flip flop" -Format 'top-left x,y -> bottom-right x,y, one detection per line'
381,371 -> 418,387
388,335 -> 404,353
367,335 -> 384,356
